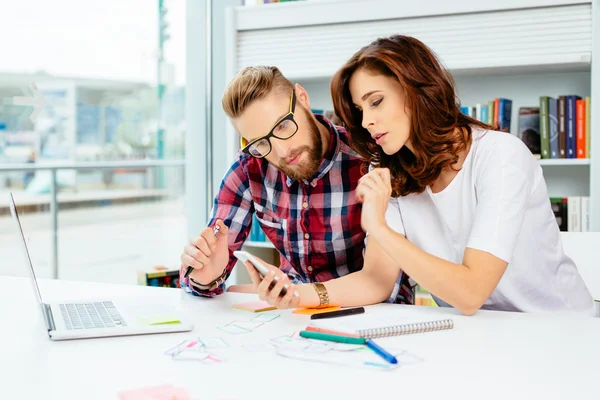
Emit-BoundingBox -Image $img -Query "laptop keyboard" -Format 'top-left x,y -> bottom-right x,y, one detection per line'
59,301 -> 127,330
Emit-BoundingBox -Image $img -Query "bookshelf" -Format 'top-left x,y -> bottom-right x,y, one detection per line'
226,0 -> 599,233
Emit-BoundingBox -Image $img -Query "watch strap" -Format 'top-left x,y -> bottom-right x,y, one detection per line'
312,282 -> 330,308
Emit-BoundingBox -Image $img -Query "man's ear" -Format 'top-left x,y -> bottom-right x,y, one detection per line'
294,83 -> 311,111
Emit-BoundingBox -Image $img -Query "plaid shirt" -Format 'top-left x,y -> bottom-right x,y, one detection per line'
180,115 -> 413,305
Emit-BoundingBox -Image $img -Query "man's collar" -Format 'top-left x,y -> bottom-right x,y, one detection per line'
286,114 -> 340,187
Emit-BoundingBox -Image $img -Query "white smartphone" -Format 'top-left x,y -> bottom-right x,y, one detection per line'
233,250 -> 271,277
233,250 -> 288,296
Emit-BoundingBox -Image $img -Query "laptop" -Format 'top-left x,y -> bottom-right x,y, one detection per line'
8,192 -> 193,340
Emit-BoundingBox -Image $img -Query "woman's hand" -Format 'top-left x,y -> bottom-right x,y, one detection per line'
243,257 -> 300,309
356,167 -> 392,234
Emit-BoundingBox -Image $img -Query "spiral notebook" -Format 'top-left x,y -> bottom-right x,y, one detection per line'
310,311 -> 454,339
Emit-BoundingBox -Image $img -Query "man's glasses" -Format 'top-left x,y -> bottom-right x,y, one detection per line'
240,90 -> 299,158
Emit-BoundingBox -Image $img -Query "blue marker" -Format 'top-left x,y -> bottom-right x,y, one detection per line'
366,339 -> 398,364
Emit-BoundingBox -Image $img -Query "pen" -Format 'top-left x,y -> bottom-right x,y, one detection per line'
184,224 -> 220,278
310,306 -> 365,320
299,330 -> 366,345
366,339 -> 397,364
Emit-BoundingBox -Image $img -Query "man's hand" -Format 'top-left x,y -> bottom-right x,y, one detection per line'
180,220 -> 229,285
244,256 -> 300,309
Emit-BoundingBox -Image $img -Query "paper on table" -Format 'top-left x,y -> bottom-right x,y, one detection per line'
118,384 -> 190,400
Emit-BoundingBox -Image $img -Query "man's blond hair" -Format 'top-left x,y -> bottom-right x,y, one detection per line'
222,66 -> 294,119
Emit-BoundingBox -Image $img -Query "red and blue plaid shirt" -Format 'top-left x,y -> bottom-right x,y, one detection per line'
180,115 -> 413,305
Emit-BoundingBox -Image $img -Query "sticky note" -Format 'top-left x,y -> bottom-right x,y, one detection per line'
137,315 -> 181,325
118,384 -> 190,400
292,306 -> 341,315
232,300 -> 277,312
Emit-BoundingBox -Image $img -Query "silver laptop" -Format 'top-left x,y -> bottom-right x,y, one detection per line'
9,192 -> 193,340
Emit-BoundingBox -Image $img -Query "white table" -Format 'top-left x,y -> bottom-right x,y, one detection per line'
1,276 -> 599,400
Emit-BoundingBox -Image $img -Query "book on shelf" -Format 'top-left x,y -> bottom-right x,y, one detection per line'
496,98 -> 512,132
540,96 -> 550,159
517,107 -> 541,158
550,196 -> 590,232
462,95 -> 592,160
538,95 -> 589,160
460,98 -> 512,132
548,98 -> 559,159
558,96 -> 567,158
576,99 -> 586,159
585,97 -> 591,159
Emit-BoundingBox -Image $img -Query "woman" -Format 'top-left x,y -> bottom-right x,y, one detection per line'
326,34 -> 595,315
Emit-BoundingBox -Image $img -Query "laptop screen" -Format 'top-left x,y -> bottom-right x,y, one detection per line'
8,192 -> 45,306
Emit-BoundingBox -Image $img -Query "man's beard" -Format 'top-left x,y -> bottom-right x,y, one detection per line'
277,108 -> 323,181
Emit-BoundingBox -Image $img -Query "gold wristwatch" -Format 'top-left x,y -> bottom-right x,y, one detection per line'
312,282 -> 330,308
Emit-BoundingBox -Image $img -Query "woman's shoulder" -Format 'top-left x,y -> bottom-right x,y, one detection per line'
471,126 -> 536,167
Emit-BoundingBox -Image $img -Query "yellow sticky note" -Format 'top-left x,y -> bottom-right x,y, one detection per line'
137,315 -> 181,325
292,306 -> 341,315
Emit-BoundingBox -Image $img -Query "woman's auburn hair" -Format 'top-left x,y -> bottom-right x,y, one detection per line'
330,35 -> 494,197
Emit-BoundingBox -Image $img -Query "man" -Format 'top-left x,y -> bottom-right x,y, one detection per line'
179,66 -> 412,308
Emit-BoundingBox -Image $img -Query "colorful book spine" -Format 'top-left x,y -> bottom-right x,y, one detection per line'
558,96 -> 567,158
487,100 -> 495,125
585,97 -> 591,159
576,99 -> 586,158
539,96 -> 550,159
548,98 -> 558,159
495,98 -> 512,132
480,105 -> 489,124
566,95 -> 581,158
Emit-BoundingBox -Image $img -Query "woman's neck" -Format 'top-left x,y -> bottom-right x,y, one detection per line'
429,142 -> 470,194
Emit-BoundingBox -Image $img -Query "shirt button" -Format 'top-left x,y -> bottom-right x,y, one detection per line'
302,201 -> 308,209
304,233 -> 310,240
307,266 -> 313,272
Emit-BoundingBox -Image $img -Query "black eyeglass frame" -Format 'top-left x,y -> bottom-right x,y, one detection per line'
240,90 -> 298,158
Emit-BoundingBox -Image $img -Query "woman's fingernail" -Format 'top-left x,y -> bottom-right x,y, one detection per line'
283,284 -> 289,290
293,291 -> 300,297
273,276 -> 279,283
270,270 -> 275,275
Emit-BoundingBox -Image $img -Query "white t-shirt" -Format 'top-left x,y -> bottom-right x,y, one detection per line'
385,127 -> 595,315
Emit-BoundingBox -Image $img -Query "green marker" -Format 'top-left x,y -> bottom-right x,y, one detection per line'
299,330 -> 366,345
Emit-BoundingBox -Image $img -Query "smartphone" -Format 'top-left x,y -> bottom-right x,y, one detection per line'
233,250 -> 287,296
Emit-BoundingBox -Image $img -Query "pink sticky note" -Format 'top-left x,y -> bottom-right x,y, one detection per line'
231,301 -> 276,312
118,384 -> 191,400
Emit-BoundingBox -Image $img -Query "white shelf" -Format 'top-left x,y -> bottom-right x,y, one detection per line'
539,159 -> 591,166
243,241 -> 275,249
233,2 -> 592,81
